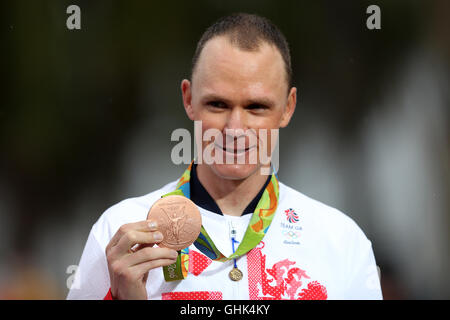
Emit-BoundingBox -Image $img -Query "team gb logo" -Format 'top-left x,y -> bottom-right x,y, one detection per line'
284,208 -> 299,223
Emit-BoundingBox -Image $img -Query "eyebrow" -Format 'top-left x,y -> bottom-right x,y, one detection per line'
200,93 -> 276,108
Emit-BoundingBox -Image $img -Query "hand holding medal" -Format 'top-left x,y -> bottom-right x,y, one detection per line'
105,195 -> 201,299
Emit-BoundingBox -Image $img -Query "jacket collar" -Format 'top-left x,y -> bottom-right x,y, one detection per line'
189,163 -> 272,216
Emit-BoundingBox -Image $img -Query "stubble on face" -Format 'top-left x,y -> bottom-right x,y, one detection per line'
187,35 -> 294,182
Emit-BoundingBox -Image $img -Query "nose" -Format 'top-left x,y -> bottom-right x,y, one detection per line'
223,107 -> 249,147
224,107 -> 247,132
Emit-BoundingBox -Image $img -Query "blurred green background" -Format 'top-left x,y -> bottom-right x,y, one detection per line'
1,0 -> 449,299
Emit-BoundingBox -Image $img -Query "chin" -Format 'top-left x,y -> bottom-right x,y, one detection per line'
209,163 -> 260,181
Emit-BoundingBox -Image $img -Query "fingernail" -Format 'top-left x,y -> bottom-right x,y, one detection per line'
154,232 -> 163,241
148,221 -> 157,229
171,251 -> 179,259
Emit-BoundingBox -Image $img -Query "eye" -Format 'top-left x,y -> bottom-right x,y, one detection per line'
206,101 -> 228,109
246,104 -> 269,112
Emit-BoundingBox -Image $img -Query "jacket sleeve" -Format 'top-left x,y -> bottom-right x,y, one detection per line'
66,228 -> 111,300
344,222 -> 383,300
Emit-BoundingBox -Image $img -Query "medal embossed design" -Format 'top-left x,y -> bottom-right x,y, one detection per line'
229,267 -> 243,281
147,195 -> 202,251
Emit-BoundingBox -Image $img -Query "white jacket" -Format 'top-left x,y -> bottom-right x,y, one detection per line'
67,180 -> 382,300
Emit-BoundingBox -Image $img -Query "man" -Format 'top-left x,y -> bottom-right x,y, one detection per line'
67,13 -> 382,300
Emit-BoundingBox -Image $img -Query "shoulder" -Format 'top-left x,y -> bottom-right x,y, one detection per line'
278,181 -> 369,243
90,180 -> 178,248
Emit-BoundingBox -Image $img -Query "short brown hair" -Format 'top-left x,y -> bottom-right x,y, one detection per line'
191,13 -> 293,89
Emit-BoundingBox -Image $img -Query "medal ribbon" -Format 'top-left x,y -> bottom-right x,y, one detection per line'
161,161 -> 279,281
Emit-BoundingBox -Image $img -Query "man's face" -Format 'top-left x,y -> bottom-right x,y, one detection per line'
182,36 -> 296,180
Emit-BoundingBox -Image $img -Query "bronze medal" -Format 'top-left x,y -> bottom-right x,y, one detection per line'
147,195 -> 202,251
229,267 -> 243,281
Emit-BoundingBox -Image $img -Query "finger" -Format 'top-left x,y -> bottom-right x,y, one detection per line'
107,220 -> 159,251
115,230 -> 164,255
130,242 -> 155,253
124,247 -> 179,267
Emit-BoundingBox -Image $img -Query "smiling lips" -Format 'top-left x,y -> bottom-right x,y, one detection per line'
214,142 -> 257,154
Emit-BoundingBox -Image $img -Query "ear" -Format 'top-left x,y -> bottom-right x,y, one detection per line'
181,79 -> 195,121
279,87 -> 297,128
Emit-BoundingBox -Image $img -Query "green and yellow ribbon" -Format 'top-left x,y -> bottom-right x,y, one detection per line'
162,162 -> 279,281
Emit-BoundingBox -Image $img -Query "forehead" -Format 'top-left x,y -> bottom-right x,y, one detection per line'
192,36 -> 287,99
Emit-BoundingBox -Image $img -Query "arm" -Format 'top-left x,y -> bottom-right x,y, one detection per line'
66,230 -> 110,299
344,224 -> 383,300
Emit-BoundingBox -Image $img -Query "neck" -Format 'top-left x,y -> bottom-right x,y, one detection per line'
196,164 -> 270,216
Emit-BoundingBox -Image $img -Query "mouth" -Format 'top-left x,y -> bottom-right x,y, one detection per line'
214,143 -> 256,154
